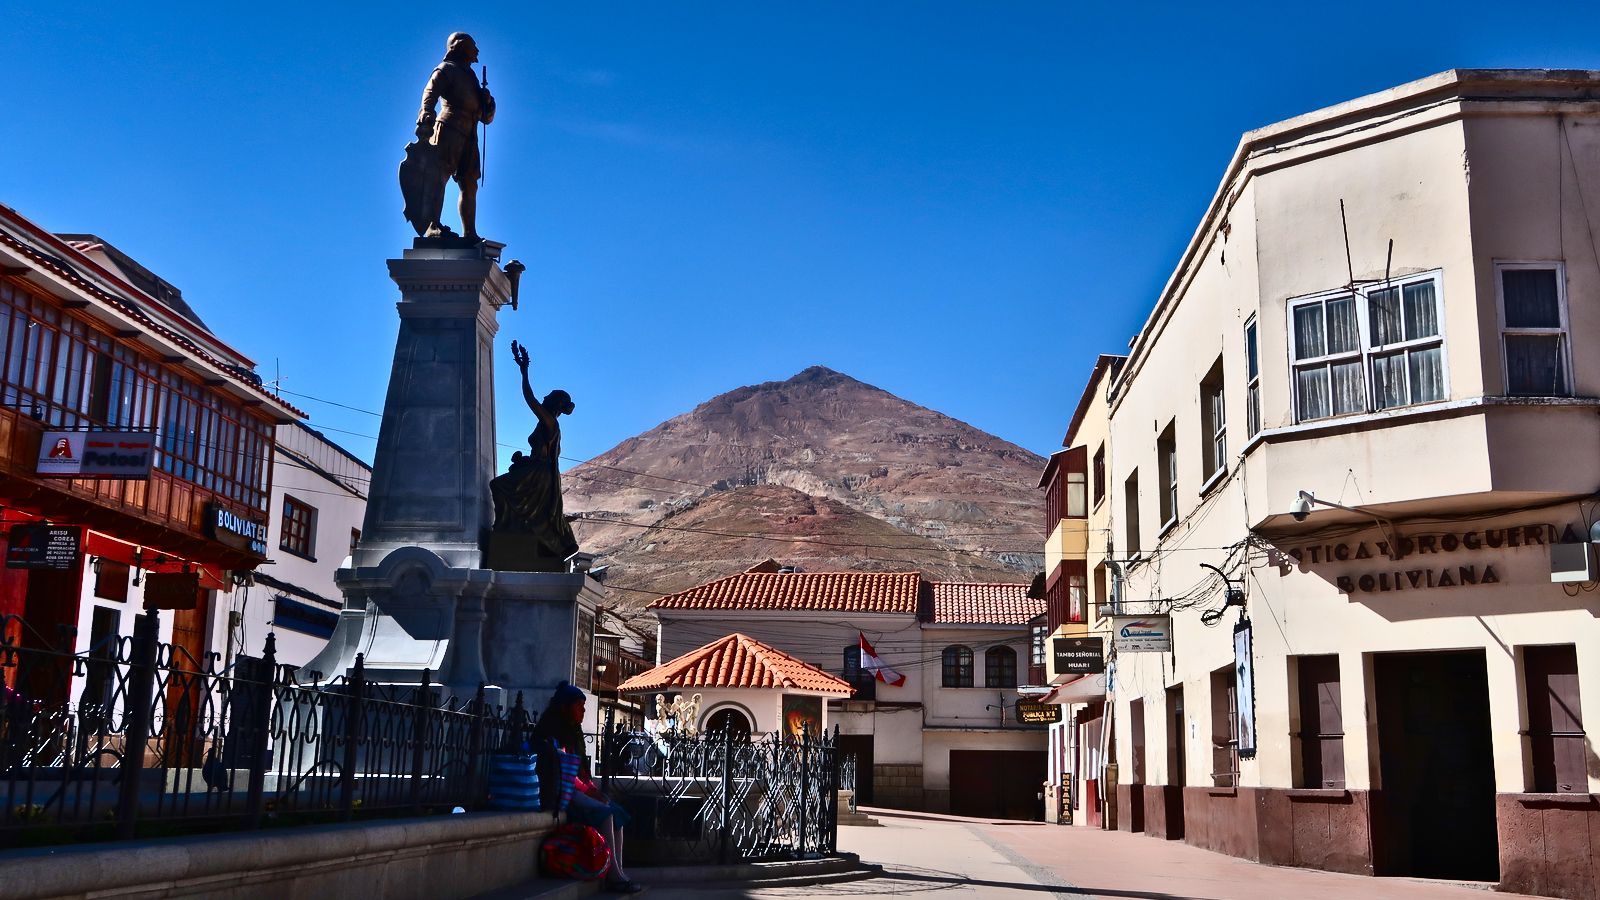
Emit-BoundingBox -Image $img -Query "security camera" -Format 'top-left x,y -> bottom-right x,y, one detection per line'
1290,491 -> 1314,522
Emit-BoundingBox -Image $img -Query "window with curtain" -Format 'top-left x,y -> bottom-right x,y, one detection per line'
985,646 -> 1017,688
1290,293 -> 1365,420
1067,470 -> 1087,517
1499,264 -> 1571,397
1289,273 -> 1446,422
942,645 -> 974,688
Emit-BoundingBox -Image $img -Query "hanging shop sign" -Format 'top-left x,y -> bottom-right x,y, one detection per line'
144,571 -> 201,610
1053,636 -> 1104,675
204,503 -> 269,557
1015,699 -> 1063,724
1234,620 -> 1257,759
5,524 -> 82,570
1111,615 -> 1173,653
36,431 -> 155,479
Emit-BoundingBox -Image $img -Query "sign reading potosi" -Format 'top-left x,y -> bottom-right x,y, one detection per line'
37,431 -> 155,479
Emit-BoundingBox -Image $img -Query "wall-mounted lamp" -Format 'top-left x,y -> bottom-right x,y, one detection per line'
1291,490 -> 1400,559
504,260 -> 526,311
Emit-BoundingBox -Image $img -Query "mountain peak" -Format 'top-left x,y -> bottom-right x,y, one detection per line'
786,365 -> 856,386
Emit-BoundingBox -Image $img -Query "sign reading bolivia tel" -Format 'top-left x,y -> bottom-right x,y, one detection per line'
37,431 -> 155,479
1015,699 -> 1063,724
1111,615 -> 1174,653
1053,637 -> 1104,675
204,503 -> 270,557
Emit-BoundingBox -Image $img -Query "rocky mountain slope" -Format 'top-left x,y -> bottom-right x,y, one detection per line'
566,366 -> 1046,604
589,484 -> 1025,604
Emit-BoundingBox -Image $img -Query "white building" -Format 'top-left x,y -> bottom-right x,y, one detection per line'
239,422 -> 371,673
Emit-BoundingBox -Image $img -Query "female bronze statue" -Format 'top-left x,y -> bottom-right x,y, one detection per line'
490,340 -> 578,562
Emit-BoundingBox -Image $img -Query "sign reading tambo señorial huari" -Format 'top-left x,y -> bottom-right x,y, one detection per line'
1053,637 -> 1104,675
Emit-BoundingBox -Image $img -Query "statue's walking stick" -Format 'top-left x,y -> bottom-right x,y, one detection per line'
480,66 -> 489,185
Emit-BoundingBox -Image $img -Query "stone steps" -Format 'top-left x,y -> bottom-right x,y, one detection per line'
473,854 -> 881,898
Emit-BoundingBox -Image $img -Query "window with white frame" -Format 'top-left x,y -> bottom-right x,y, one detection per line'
1497,263 -> 1571,397
1288,273 -> 1446,422
1199,357 -> 1226,483
1244,317 -> 1261,437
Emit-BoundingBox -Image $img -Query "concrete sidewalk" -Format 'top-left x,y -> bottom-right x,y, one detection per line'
878,807 -> 1535,900
640,808 -> 1541,899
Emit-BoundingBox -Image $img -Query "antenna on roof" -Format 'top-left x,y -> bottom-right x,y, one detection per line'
1340,199 -> 1356,290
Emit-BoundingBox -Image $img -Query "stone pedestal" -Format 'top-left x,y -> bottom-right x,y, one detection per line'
359,242 -> 510,570
302,240 -> 601,712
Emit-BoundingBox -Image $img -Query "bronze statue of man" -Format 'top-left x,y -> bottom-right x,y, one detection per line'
402,32 -> 496,240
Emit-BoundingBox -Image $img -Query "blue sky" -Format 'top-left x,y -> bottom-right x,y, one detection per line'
7,2 -> 1600,468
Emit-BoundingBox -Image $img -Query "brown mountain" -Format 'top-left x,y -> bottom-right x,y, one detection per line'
592,484 -> 1025,604
566,367 -> 1046,604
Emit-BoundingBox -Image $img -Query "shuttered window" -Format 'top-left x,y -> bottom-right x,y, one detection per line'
1295,655 -> 1345,788
1524,644 -> 1584,793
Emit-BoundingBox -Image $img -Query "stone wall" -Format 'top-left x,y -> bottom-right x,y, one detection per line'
0,811 -> 556,900
873,763 -> 925,810
1497,793 -> 1600,900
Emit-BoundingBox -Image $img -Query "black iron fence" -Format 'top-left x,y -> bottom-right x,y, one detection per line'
1,611 -> 843,861
1,610 -> 530,847
585,712 -> 842,863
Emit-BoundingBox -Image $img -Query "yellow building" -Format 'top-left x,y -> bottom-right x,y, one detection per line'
1037,354 -> 1123,825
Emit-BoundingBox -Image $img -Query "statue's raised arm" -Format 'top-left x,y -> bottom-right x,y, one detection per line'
488,340 -> 578,567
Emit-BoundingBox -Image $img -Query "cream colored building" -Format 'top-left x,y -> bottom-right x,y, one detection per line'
1081,70 -> 1600,898
649,564 -> 1046,817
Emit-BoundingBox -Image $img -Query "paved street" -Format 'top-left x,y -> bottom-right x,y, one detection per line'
646,808 -> 1537,900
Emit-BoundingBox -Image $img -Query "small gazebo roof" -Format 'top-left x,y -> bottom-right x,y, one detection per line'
619,632 -> 854,696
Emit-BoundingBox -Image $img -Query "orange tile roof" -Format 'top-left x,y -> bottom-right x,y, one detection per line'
648,571 -> 922,614
618,632 -> 855,695
928,582 -> 1043,625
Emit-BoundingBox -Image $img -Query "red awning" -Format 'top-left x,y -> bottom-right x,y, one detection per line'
83,531 -> 228,591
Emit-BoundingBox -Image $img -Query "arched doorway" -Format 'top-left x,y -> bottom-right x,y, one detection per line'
704,707 -> 753,740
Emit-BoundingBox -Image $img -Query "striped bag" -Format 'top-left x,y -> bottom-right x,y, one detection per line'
488,753 -> 541,811
555,748 -> 582,813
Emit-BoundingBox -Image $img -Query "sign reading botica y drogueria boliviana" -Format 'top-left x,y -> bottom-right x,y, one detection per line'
1282,522 -> 1587,595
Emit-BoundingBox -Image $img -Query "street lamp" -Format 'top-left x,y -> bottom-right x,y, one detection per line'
1290,490 -> 1399,559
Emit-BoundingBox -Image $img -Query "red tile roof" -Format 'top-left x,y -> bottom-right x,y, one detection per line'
618,632 -> 855,695
928,582 -> 1043,625
648,571 -> 922,614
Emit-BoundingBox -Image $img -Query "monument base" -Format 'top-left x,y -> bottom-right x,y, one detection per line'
484,532 -> 567,573
302,545 -> 602,711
